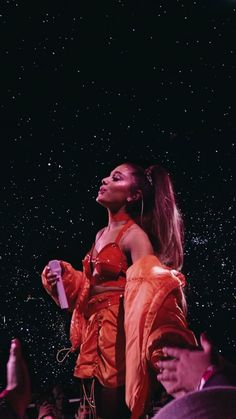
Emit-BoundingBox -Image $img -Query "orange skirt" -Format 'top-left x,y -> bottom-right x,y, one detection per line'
74,292 -> 126,388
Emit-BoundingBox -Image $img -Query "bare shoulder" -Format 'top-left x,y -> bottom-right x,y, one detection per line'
95,227 -> 106,241
122,223 -> 154,262
124,223 -> 149,241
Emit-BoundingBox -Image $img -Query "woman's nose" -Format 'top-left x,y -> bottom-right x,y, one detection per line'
102,177 -> 108,185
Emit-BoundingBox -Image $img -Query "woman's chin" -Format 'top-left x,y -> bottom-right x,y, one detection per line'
96,196 -> 107,206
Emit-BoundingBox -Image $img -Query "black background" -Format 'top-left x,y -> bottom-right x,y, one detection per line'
0,0 -> 235,393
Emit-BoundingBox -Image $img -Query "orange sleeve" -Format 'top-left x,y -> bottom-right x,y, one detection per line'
147,289 -> 198,367
41,261 -> 90,312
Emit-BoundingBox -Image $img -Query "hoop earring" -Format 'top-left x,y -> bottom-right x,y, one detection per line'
140,193 -> 144,228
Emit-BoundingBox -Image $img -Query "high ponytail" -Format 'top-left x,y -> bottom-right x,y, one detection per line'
126,163 -> 184,270
145,165 -> 184,270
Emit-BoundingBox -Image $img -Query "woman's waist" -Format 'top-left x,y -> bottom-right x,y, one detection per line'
85,290 -> 125,319
90,274 -> 126,288
90,285 -> 125,296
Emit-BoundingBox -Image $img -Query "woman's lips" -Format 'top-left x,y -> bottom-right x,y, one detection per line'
98,187 -> 106,194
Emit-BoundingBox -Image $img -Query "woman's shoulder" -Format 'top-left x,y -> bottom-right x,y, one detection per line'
123,223 -> 153,254
93,223 -> 154,259
127,222 -> 150,237
95,227 -> 106,241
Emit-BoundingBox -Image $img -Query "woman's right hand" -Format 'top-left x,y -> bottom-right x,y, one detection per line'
43,265 -> 60,290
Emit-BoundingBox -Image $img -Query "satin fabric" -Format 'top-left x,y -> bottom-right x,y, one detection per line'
124,255 -> 197,418
82,220 -> 134,287
42,254 -> 197,419
74,292 -> 126,387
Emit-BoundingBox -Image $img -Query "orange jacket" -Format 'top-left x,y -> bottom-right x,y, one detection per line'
124,255 -> 197,418
42,255 -> 197,418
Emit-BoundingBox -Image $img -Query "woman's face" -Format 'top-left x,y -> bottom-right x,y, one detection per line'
96,164 -> 135,210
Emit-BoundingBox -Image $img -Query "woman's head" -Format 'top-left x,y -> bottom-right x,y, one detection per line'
96,163 -> 143,212
97,162 -> 184,270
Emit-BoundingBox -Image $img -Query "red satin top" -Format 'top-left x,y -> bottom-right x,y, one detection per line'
82,220 -> 134,287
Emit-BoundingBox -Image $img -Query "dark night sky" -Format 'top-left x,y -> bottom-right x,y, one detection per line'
0,0 -> 235,393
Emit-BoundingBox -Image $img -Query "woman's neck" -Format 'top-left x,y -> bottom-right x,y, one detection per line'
107,211 -> 131,227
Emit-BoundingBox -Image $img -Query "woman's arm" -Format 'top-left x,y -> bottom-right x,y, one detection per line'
124,225 -> 154,262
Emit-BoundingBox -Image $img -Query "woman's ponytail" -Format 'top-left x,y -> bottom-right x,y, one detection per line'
146,165 -> 184,270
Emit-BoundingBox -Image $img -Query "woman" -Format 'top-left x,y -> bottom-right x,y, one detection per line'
42,162 -> 197,419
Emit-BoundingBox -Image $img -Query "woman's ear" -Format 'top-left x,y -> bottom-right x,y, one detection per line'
127,190 -> 142,203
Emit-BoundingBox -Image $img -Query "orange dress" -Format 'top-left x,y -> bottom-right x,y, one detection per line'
74,220 -> 134,387
41,223 -> 197,419
42,221 -> 134,388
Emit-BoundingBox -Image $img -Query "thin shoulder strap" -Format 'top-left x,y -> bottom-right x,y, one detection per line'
90,227 -> 106,256
95,227 -> 106,243
115,219 -> 135,244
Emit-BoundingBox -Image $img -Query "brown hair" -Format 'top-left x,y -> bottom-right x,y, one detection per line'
125,163 -> 184,270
